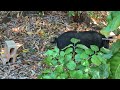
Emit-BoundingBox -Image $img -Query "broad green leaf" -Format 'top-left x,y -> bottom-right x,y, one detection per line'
99,64 -> 110,79
55,65 -> 64,73
110,50 -> 120,78
81,60 -> 89,66
65,48 -> 73,55
58,57 -> 64,64
103,53 -> 113,59
53,47 -> 59,53
82,73 -> 90,79
110,40 -> 120,54
76,65 -> 86,70
70,70 -> 83,79
85,48 -> 94,55
110,11 -> 120,19
60,51 -> 65,57
69,71 -> 76,78
100,12 -> 120,37
75,54 -> 82,62
65,53 -> 73,62
80,52 -> 89,59
37,75 -> 42,79
49,72 -> 57,79
42,69 -> 52,74
110,15 -> 120,31
97,55 -> 106,64
97,51 -> 104,56
75,48 -> 84,54
91,70 -> 100,79
76,44 -> 88,50
51,59 -> 58,66
45,50 -> 54,56
84,67 -> 90,73
70,38 -> 80,44
59,72 -> 68,79
91,55 -> 101,66
100,29 -> 110,38
56,76 -> 61,79
44,56 -> 52,65
90,67 -> 101,79
52,47 -> 59,58
100,47 -> 110,54
115,64 -> 120,79
42,75 -> 51,79
90,45 -> 99,52
66,61 -> 76,70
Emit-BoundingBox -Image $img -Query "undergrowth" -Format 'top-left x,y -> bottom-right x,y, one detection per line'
38,38 -> 112,79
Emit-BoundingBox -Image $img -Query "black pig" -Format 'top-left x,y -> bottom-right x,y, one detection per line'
53,31 -> 109,49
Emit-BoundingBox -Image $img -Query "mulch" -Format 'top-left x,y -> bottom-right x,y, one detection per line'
0,11 -> 107,79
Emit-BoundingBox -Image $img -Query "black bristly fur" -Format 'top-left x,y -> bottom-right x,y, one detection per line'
52,31 -> 109,50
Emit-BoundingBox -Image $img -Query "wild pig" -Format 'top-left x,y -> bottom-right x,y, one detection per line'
53,31 -> 109,50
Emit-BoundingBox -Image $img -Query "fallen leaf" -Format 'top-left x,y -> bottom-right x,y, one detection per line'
31,70 -> 36,76
37,30 -> 45,37
22,49 -> 29,53
12,27 -> 20,32
0,48 -> 5,54
17,12 -> 20,18
35,44 -> 39,51
27,31 -> 34,35
35,20 -> 40,26
16,43 -> 23,49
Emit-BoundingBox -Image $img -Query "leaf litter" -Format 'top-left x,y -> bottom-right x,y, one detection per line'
0,11 -> 108,79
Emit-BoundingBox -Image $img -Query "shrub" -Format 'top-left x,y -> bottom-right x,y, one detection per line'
38,38 -> 112,79
109,40 -> 120,79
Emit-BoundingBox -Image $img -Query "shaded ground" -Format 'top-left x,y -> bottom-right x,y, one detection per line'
0,11 -> 107,79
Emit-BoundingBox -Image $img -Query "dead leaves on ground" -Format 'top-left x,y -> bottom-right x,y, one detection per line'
0,11 -> 108,79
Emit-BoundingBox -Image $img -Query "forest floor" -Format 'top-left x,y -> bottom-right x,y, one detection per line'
0,11 -> 107,79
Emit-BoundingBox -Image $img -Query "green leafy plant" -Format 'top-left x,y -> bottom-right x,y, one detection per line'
68,11 -> 75,17
109,40 -> 120,79
38,38 -> 112,79
100,11 -> 120,37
